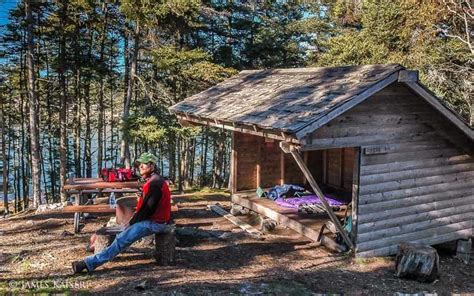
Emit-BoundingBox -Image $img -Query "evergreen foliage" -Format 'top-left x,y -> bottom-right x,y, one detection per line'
317,0 -> 472,122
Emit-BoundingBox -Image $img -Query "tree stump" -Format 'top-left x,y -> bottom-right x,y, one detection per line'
93,227 -> 122,254
395,242 -> 439,282
154,227 -> 176,266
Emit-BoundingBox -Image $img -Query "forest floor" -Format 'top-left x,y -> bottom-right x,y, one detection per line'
0,192 -> 473,295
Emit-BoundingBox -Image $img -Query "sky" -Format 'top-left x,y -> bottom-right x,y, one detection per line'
0,1 -> 18,66
0,1 -> 18,26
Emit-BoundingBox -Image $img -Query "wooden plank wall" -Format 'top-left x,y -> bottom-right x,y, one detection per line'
261,140 -> 282,188
307,150 -> 324,182
326,149 -> 342,187
322,148 -> 355,191
235,132 -> 259,191
284,153 -> 304,185
307,83 -> 474,257
343,148 -> 355,191
234,132 -> 305,191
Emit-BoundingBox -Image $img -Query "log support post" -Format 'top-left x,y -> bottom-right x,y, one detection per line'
280,141 -> 354,251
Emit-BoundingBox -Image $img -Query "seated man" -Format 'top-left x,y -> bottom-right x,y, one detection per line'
72,152 -> 171,273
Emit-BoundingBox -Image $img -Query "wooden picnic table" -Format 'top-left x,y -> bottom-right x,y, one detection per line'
63,178 -> 178,233
64,178 -> 143,233
64,178 -> 142,191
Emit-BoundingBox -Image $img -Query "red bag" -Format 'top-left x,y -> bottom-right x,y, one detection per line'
117,168 -> 133,181
101,168 -> 137,182
101,168 -> 118,182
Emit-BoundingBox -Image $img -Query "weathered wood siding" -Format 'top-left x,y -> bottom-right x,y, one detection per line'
307,83 -> 474,257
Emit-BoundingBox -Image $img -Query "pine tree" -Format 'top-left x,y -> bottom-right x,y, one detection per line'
25,0 -> 41,207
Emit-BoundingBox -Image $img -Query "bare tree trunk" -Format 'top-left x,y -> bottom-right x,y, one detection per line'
121,23 -> 140,168
40,140 -> 48,204
83,24 -> 94,178
25,0 -> 41,207
58,0 -> 68,202
168,136 -> 176,182
189,138 -> 196,187
84,82 -> 92,178
212,131 -> 225,189
110,80 -> 115,167
13,141 -> 19,212
1,91 -> 8,214
181,138 -> 190,189
6,119 -> 11,210
200,128 -> 208,187
74,82 -> 82,177
19,40 -> 28,209
177,137 -> 184,193
97,3 -> 109,174
158,145 -> 164,175
42,35 -> 56,201
73,15 -> 82,178
20,92 -> 28,208
211,136 -> 217,188
222,137 -> 229,188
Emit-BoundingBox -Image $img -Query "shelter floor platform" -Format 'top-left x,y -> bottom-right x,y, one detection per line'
232,190 -> 348,243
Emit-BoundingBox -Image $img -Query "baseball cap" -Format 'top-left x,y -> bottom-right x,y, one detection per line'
136,152 -> 158,164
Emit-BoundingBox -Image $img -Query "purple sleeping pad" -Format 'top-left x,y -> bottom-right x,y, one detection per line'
275,194 -> 346,209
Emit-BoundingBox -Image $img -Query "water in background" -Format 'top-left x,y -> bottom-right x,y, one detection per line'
0,129 -> 222,202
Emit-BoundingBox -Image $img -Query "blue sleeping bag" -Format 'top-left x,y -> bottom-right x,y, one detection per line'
267,184 -> 305,201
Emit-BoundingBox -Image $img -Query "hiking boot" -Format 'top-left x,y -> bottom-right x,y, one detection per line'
72,260 -> 89,274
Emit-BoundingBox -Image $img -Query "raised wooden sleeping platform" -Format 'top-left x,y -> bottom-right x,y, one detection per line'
232,190 -> 348,247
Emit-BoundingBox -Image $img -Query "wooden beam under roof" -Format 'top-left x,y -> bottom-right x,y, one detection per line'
175,113 -> 301,144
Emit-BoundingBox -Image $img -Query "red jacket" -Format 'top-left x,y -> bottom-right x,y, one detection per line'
130,173 -> 171,224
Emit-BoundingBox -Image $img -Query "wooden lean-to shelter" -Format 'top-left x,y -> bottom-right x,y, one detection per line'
169,64 -> 474,257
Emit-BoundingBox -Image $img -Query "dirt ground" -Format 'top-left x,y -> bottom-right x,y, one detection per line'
0,192 -> 473,295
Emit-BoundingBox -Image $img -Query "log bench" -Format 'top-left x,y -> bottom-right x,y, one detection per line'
93,225 -> 176,266
154,226 -> 176,266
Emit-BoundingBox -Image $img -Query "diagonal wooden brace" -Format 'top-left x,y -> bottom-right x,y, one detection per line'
280,141 -> 354,251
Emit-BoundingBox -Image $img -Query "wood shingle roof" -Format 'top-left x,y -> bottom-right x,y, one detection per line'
170,64 -> 402,134
170,64 -> 473,141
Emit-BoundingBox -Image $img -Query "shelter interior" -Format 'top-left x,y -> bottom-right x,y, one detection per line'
234,131 -> 357,198
232,131 -> 358,247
